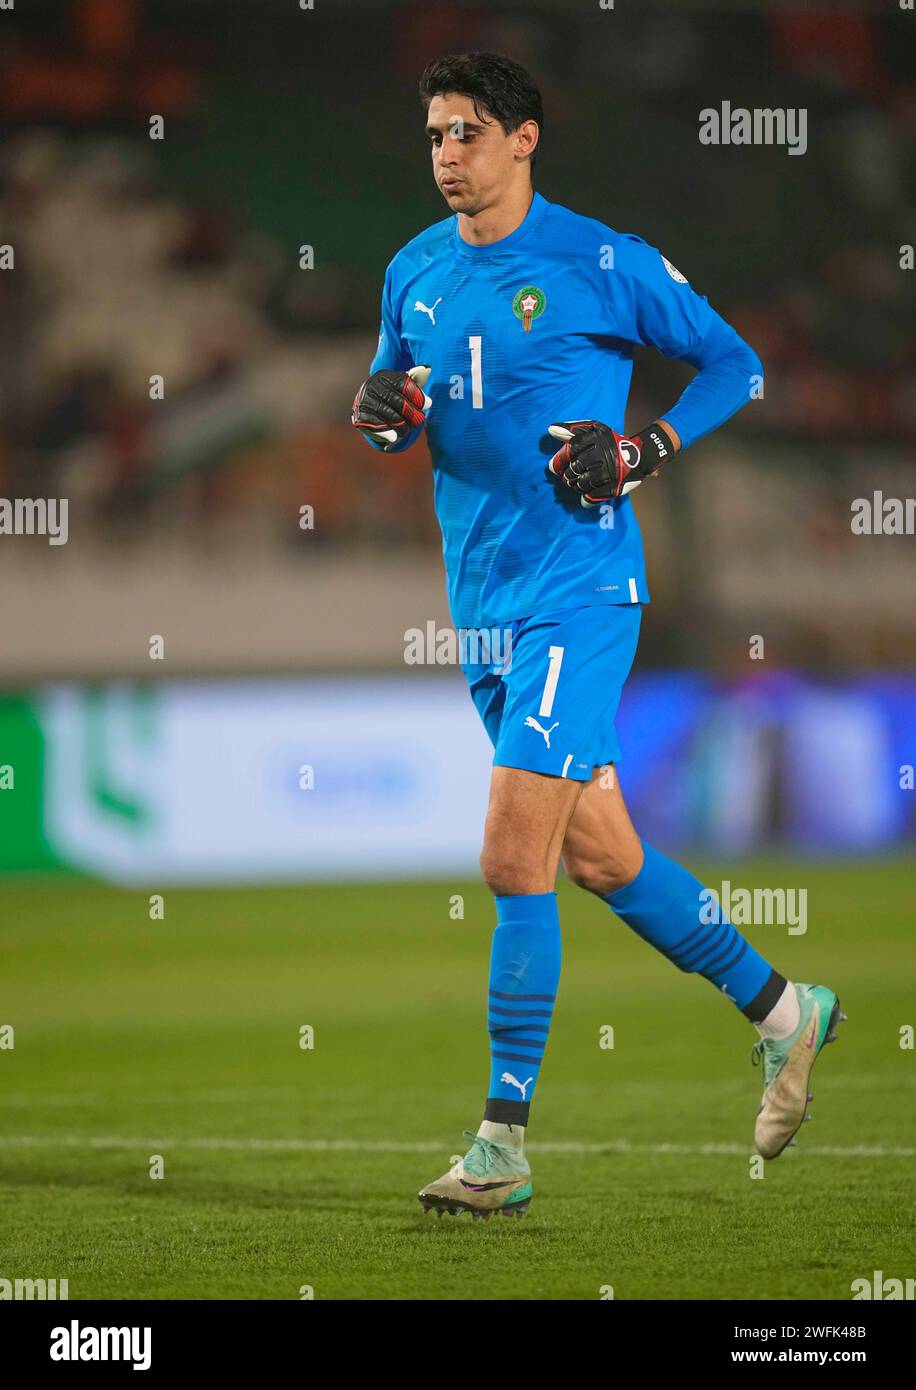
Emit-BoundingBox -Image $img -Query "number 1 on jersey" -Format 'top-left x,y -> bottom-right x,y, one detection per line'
469,335 -> 483,409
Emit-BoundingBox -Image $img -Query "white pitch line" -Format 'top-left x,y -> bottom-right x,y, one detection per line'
0,1135 -> 912,1158
0,1076 -> 909,1111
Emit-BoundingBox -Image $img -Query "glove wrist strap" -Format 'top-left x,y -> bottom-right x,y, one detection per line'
628,421 -> 674,478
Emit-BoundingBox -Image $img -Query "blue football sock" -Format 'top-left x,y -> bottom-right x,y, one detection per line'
603,842 -> 777,1011
484,892 -> 561,1125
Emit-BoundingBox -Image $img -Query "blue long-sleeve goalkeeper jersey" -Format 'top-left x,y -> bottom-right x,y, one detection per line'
367,190 -> 762,631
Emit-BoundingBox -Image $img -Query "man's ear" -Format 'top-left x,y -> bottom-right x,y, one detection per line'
515,119 -> 539,161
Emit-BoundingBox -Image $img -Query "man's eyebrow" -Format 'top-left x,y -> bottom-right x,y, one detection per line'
425,120 -> 488,136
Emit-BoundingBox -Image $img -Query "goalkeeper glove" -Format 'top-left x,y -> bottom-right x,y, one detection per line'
351,364 -> 431,450
547,419 -> 672,506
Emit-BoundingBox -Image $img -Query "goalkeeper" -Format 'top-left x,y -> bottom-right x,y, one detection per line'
352,51 -> 843,1221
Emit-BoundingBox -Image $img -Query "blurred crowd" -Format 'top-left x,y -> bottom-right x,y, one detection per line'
0,0 -> 912,645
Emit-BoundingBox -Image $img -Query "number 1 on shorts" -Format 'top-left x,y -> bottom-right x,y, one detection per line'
539,645 -> 564,719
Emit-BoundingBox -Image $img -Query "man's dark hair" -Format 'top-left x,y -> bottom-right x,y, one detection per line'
418,51 -> 543,171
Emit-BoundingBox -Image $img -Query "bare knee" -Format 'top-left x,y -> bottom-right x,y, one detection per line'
480,839 -> 553,897
480,811 -> 560,895
563,842 -> 643,897
479,767 -> 584,897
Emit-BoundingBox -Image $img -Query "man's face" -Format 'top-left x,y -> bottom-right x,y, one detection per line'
425,92 -> 528,215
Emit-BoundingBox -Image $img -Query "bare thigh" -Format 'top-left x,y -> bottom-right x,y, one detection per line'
480,765 -> 586,897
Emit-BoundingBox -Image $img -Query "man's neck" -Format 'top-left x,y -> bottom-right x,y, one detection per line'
457,185 -> 535,247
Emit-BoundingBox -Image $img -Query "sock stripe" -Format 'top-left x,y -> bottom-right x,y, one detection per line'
603,841 -> 775,1016
487,1005 -> 554,1019
669,922 -> 728,966
677,929 -> 748,977
705,939 -> 748,975
677,931 -> 732,971
488,990 -> 556,1002
742,968 -> 789,1023
486,894 -> 561,1115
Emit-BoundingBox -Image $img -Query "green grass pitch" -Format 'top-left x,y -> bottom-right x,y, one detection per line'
1,861 -> 913,1300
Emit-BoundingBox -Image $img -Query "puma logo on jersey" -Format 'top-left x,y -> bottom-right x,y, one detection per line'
524,716 -> 559,748
414,297 -> 442,324
500,1071 -> 534,1100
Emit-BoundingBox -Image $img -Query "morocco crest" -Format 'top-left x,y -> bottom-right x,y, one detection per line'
512,285 -> 546,333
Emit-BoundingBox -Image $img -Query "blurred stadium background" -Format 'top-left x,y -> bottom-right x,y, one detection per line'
1,0 -> 915,1304
1,0 -> 914,880
0,0 -> 911,878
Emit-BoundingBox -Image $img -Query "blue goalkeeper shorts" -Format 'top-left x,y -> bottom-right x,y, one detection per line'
462,603 -> 642,782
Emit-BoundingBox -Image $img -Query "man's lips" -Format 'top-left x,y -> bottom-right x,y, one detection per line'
440,178 -> 463,190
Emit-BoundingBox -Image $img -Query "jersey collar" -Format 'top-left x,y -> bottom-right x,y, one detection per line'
452,190 -> 549,259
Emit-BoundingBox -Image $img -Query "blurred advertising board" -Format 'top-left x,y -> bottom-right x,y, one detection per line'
1,673 -> 914,882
